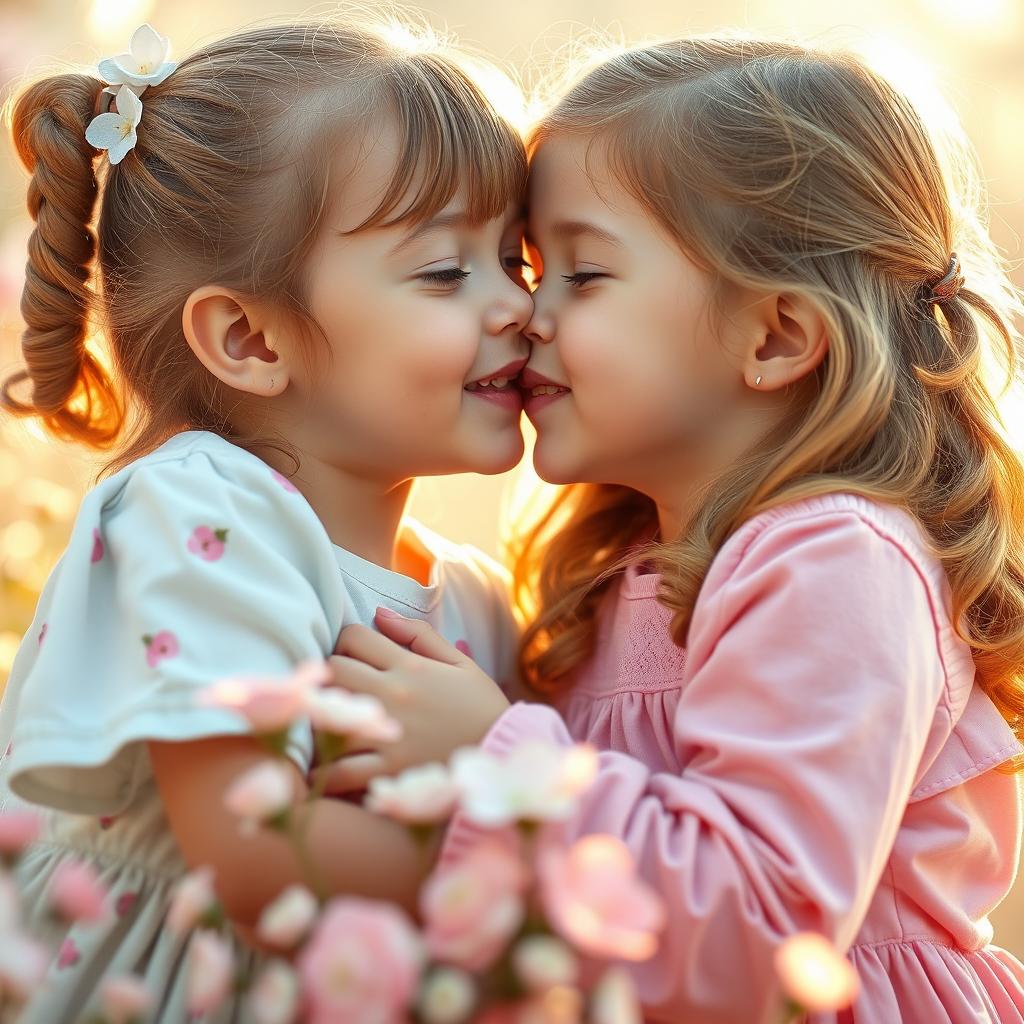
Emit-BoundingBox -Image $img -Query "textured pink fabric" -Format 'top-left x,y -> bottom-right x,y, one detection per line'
441,493 -> 1024,1022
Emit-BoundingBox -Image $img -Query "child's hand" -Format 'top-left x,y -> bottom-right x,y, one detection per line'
313,609 -> 510,796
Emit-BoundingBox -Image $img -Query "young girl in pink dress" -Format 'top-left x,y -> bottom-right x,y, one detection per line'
327,36 -> 1024,1022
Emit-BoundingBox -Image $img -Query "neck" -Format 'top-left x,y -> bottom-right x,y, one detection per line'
651,395 -> 788,542
262,448 -> 414,571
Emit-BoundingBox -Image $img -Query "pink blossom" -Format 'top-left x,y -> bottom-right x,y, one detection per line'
247,959 -> 300,1024
590,968 -> 642,1024
100,974 -> 153,1024
90,527 -> 105,564
774,932 -> 860,1013
512,936 -> 578,993
450,742 -> 598,828
417,967 -> 476,1024
186,930 -> 234,1016
167,867 -> 219,935
421,842 -> 526,972
297,897 -> 424,1024
187,525 -> 228,562
538,835 -> 665,962
0,811 -> 41,854
0,928 -> 50,997
224,760 -> 294,836
49,859 -> 109,923
366,763 -> 458,824
305,688 -> 402,744
199,660 -> 330,733
143,631 -> 179,668
256,884 -> 318,949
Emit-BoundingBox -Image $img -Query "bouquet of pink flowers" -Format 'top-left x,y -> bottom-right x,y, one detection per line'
0,661 -> 860,1023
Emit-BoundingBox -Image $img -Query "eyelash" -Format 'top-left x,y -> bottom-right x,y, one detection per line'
420,267 -> 471,287
419,256 -> 530,288
562,272 -> 604,289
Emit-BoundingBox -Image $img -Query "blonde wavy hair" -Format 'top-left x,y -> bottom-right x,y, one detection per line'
511,36 -> 1024,764
1,15 -> 526,475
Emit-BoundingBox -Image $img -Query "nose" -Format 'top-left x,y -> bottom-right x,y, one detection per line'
485,275 -> 534,338
524,292 -> 554,345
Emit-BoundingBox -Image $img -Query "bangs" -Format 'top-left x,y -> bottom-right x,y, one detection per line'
354,54 -> 527,230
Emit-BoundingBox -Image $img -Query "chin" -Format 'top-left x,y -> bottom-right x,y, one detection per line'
468,433 -> 526,476
532,441 -> 585,486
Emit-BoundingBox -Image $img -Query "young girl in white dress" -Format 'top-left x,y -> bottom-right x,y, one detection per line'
0,17 -> 531,1021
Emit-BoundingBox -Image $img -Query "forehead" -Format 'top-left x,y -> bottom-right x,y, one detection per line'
326,119 -> 406,235
527,136 -> 635,228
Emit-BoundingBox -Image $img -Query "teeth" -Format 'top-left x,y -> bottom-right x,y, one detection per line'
470,375 -> 512,389
531,385 -> 564,396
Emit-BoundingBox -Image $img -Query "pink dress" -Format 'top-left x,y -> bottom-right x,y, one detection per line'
441,492 -> 1024,1022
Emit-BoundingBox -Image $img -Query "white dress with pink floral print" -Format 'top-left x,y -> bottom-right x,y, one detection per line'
0,430 -> 520,1024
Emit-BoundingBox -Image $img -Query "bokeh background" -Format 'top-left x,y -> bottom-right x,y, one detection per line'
1,0 -> 1022,955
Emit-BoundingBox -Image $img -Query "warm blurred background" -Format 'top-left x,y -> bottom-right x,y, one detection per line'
1,0 -> 1022,954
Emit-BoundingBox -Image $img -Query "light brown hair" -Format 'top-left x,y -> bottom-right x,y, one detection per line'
2,17 -> 527,474
512,36 -> 1024,763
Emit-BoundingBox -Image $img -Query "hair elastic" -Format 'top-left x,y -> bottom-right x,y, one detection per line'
926,252 -> 964,304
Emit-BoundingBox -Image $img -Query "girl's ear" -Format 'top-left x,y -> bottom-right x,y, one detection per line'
182,285 -> 291,396
746,292 -> 829,390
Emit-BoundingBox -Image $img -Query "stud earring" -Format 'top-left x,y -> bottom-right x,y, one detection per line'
754,375 -> 763,386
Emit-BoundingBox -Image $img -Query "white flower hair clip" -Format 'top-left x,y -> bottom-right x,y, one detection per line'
86,24 -> 177,165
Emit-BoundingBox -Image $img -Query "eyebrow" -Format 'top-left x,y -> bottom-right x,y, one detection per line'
387,211 -> 473,256
387,206 -> 526,257
548,219 -> 623,248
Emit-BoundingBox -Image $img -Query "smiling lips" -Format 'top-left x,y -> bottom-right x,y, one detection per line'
465,360 -> 571,414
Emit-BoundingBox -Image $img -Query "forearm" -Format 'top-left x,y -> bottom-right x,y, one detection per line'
215,795 -> 442,927
149,735 -> 442,932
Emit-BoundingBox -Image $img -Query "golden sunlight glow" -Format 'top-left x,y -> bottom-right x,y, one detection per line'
0,632 -> 21,677
377,17 -> 444,56
855,36 -> 961,141
459,55 -> 529,136
22,419 -> 47,443
921,0 -> 1017,30
2,520 -> 43,562
999,390 -> 1024,453
498,422 -> 564,562
87,0 -> 156,42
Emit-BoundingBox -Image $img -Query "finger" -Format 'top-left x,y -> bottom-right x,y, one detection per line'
373,608 -> 466,665
325,655 -> 384,695
311,753 -> 389,796
334,622 -> 406,669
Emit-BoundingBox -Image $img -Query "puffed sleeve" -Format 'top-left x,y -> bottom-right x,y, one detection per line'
3,440 -> 339,815
440,508 -> 952,1023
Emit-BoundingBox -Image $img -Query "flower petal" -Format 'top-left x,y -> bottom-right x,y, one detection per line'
147,62 -> 177,87
107,129 -> 137,165
85,112 -> 127,150
114,85 -> 143,126
97,56 -> 134,85
129,24 -> 169,67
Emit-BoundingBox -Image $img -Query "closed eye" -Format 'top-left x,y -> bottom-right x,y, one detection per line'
562,272 -> 605,289
420,268 -> 470,287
